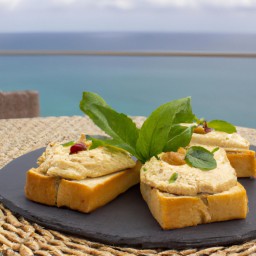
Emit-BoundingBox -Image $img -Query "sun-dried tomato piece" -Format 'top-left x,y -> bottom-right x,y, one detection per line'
70,142 -> 87,154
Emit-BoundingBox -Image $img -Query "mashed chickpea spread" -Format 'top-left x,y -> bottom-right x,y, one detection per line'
37,137 -> 136,180
181,123 -> 250,150
140,147 -> 237,196
191,131 -> 250,151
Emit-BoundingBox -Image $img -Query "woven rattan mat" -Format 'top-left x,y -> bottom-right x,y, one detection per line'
1,116 -> 256,256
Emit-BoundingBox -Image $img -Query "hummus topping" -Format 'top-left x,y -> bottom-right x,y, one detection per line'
191,130 -> 250,150
140,147 -> 237,196
37,139 -> 136,180
180,123 -> 250,150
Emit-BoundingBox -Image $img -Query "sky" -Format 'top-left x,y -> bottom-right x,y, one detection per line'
0,0 -> 256,33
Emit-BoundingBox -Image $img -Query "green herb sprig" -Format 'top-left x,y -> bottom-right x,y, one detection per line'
80,92 -> 217,170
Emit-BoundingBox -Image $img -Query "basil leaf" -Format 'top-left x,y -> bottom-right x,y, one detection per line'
173,97 -> 195,124
80,91 -> 109,109
136,97 -> 195,163
80,92 -> 139,157
169,172 -> 178,183
88,136 -> 133,154
207,120 -> 237,134
164,124 -> 194,152
185,146 -> 217,171
87,136 -> 113,149
62,141 -> 75,147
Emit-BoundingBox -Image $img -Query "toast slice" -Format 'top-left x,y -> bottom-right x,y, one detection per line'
226,150 -> 256,177
25,161 -> 141,213
25,168 -> 60,206
190,131 -> 256,177
141,182 -> 248,230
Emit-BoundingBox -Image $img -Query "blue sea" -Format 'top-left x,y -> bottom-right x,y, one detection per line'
0,32 -> 256,128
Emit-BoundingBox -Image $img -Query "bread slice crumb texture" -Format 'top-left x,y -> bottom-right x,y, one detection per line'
24,168 -> 60,206
57,162 -> 141,213
140,182 -> 248,230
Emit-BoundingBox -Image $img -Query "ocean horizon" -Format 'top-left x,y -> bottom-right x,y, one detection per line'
0,32 -> 256,128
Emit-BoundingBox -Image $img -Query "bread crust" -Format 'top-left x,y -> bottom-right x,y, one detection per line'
57,162 -> 141,213
25,163 -> 141,213
141,182 -> 248,230
226,150 -> 256,177
25,168 -> 59,206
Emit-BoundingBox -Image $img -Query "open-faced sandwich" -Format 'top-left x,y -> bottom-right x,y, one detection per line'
190,120 -> 256,177
25,92 -> 250,229
25,134 -> 141,213
140,146 -> 248,230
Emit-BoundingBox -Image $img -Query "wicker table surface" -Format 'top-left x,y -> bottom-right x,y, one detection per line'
1,116 -> 256,256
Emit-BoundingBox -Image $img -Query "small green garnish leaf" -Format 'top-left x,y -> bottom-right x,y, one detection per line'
195,116 -> 205,125
211,147 -> 219,154
169,172 -> 178,183
143,167 -> 147,172
62,141 -> 75,147
185,146 -> 217,171
207,120 -> 237,134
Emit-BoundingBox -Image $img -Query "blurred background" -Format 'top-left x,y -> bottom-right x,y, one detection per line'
0,0 -> 256,127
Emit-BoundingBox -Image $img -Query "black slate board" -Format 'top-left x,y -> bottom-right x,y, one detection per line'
0,146 -> 256,249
